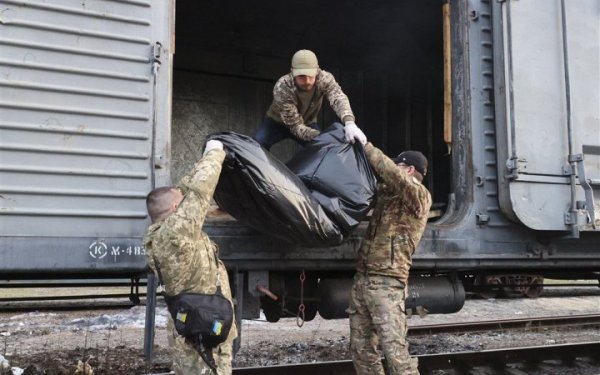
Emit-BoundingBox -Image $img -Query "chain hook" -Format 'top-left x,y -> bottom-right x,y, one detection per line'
296,270 -> 306,327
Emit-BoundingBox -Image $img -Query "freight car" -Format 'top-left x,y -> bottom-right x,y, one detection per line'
1,0 -> 598,341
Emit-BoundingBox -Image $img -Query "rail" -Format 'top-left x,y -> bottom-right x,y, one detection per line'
408,313 -> 600,335
230,342 -> 599,375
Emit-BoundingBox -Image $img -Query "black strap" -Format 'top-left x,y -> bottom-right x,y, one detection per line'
187,336 -> 217,373
152,255 -> 165,287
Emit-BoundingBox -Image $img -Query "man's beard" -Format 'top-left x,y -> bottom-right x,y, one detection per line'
297,83 -> 314,91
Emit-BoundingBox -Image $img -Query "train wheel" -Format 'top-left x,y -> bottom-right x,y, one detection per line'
500,286 -> 523,298
524,278 -> 544,298
475,274 -> 499,299
479,288 -> 499,299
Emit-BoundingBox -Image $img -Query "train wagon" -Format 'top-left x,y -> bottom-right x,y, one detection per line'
1,0 -> 599,329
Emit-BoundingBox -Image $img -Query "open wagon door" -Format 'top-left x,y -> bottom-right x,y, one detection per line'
495,0 -> 599,235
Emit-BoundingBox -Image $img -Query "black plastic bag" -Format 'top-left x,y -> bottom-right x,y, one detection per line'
208,132 -> 343,247
208,124 -> 376,247
286,123 -> 377,234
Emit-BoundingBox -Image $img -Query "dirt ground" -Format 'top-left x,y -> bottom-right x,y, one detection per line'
1,287 -> 599,374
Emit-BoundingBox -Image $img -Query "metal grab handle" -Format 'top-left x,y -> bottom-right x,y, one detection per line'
575,157 -> 597,228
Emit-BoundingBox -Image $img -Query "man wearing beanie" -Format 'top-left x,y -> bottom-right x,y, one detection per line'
348,144 -> 431,375
254,49 -> 366,150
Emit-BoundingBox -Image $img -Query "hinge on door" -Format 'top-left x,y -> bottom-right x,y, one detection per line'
564,153 -> 597,230
505,157 -> 526,180
153,42 -> 162,61
152,42 -> 162,76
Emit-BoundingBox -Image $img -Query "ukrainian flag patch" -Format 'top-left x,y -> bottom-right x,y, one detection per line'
176,312 -> 187,323
212,321 -> 223,335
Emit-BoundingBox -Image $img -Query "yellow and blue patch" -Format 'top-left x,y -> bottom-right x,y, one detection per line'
212,320 -> 223,336
176,311 -> 187,323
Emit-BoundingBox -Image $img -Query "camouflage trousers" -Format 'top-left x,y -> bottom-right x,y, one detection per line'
348,273 -> 419,375
167,266 -> 238,375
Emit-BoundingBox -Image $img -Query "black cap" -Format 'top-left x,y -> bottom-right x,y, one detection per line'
392,151 -> 428,176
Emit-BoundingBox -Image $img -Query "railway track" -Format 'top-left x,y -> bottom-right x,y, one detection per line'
144,342 -> 600,375
1,303 -> 598,374
146,316 -> 600,374
237,341 -> 599,374
0,278 -> 147,311
236,315 -> 600,374
408,313 -> 600,336
0,295 -> 143,312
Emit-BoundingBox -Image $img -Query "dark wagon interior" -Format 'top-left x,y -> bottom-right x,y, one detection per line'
171,0 -> 449,215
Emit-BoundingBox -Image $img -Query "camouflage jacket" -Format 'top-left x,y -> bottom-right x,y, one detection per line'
356,144 -> 432,283
144,149 -> 226,296
266,70 -> 355,141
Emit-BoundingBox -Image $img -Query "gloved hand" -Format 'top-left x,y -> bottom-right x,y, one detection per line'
203,140 -> 223,157
344,122 -> 367,145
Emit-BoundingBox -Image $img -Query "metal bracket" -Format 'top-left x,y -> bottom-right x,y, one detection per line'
505,157 -> 525,180
154,154 -> 165,169
564,211 -> 575,225
476,213 -> 490,225
152,42 -> 162,76
248,271 -> 269,297
568,153 -> 584,163
563,164 -> 575,176
475,176 -> 484,187
153,42 -> 162,60
574,155 -> 597,228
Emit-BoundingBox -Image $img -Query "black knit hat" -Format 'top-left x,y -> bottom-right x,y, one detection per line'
392,151 -> 428,176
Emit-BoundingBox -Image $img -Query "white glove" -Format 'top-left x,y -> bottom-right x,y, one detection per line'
203,140 -> 223,157
344,122 -> 367,145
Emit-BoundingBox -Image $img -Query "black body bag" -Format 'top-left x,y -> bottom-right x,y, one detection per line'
286,122 -> 377,234
207,124 -> 376,247
208,131 -> 344,247
164,289 -> 233,348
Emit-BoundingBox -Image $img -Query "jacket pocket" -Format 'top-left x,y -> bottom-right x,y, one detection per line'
392,234 -> 412,264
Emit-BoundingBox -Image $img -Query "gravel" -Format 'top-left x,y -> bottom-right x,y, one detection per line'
0,287 -> 598,374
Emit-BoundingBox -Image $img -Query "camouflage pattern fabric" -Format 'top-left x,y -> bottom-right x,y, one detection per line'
349,143 -> 431,375
356,143 -> 432,284
265,70 -> 355,141
348,274 -> 419,375
144,149 -> 237,374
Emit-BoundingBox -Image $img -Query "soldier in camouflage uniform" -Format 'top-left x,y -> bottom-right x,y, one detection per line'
254,49 -> 367,150
144,140 -> 237,375
348,144 -> 432,375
